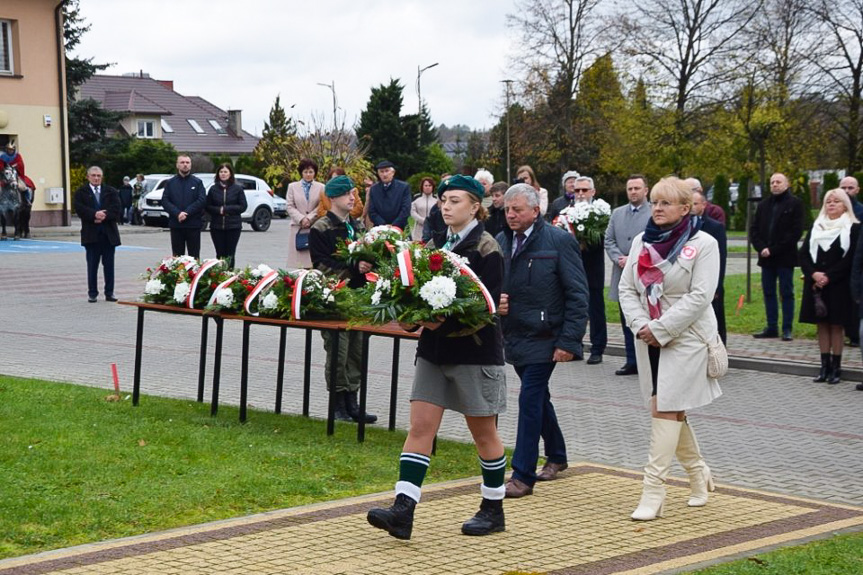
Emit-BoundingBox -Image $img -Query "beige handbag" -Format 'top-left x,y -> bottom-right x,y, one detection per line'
694,326 -> 728,379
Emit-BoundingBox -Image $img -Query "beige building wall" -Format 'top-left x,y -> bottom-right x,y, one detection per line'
0,0 -> 69,227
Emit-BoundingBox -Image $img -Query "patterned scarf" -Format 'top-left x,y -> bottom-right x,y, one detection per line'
301,179 -> 312,202
637,214 -> 700,319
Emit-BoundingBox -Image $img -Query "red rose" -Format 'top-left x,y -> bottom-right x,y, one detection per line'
429,253 -> 444,272
394,269 -> 401,278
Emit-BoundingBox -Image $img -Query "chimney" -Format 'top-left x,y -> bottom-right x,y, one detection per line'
157,80 -> 174,91
228,110 -> 242,135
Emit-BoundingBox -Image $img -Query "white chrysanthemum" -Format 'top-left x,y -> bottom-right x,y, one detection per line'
419,275 -> 458,310
173,282 -> 191,303
593,198 -> 612,216
176,255 -> 197,267
214,288 -> 234,307
371,291 -> 382,305
577,224 -> 585,232
145,279 -> 165,295
261,292 -> 279,310
251,263 -> 273,278
376,278 -> 391,292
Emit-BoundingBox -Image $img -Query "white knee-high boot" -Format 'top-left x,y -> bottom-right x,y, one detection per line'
675,418 -> 715,506
631,418 -> 683,521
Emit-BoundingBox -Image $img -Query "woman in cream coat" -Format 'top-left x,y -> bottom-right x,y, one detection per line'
619,176 -> 722,521
286,158 -> 324,268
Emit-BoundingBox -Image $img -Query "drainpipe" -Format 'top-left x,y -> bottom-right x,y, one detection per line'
55,0 -> 70,226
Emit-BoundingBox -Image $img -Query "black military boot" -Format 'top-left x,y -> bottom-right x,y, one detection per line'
367,494 -> 416,540
461,498 -> 505,536
344,391 -> 378,423
333,391 -> 352,422
813,353 -> 830,382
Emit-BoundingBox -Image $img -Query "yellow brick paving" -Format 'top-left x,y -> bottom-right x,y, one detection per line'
2,464 -> 862,575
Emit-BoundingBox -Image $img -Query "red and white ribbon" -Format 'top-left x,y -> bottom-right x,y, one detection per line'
187,259 -> 222,308
243,270 -> 280,316
442,251 -> 497,314
396,249 -> 415,286
291,269 -> 322,320
207,274 -> 239,307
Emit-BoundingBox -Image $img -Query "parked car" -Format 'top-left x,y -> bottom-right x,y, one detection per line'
273,195 -> 288,218
138,173 -> 275,231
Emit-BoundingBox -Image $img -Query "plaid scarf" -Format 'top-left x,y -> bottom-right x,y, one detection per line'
637,214 -> 699,319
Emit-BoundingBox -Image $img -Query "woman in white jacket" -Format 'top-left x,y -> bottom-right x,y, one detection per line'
285,159 -> 324,268
619,176 -> 722,521
410,177 -> 436,242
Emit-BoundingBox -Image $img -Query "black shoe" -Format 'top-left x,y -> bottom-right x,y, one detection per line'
782,331 -> 793,341
828,354 -> 842,384
105,295 -> 118,302
856,382 -> 863,391
753,328 -> 779,339
332,391 -> 352,422
813,353 -> 830,382
344,391 -> 378,423
615,363 -> 638,376
461,498 -> 505,536
367,494 -> 416,540
586,353 -> 603,365
88,297 -> 97,303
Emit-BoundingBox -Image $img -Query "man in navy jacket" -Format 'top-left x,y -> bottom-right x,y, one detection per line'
161,154 -> 206,258
693,190 -> 728,343
368,160 -> 411,230
496,183 -> 589,498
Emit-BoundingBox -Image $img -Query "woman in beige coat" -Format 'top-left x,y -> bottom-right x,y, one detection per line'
286,159 -> 324,268
619,176 -> 722,521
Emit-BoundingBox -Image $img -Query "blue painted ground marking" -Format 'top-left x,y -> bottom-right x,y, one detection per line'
0,239 -> 154,254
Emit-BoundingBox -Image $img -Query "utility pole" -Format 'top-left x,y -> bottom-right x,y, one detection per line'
317,81 -> 337,133
501,79 -> 514,183
416,62 -> 439,146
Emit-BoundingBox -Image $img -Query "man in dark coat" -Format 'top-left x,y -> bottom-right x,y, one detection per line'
118,176 -> 134,224
484,181 -> 508,239
693,190 -> 728,344
750,172 -> 804,340
841,176 -> 863,346
367,160 -> 411,230
161,154 -> 206,258
73,166 -> 122,303
496,183 -> 589,498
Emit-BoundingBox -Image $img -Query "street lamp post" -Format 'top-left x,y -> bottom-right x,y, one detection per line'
317,81 -> 337,132
416,62 -> 439,145
501,79 -> 514,183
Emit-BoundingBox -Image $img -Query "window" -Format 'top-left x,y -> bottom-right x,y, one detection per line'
187,119 -> 205,134
237,178 -> 257,190
208,119 -> 226,135
0,20 -> 13,75
137,120 -> 155,138
160,119 -> 174,133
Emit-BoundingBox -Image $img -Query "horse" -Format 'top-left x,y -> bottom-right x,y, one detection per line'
0,165 -> 24,240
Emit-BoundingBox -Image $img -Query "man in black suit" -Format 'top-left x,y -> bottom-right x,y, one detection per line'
692,189 -> 728,343
162,154 -> 206,258
74,166 -> 122,303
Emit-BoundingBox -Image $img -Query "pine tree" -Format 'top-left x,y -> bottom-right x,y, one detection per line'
253,95 -> 300,191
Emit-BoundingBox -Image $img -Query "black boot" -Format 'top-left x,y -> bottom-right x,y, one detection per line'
813,353 -> 830,382
461,498 -> 505,536
333,391 -> 352,421
828,354 -> 843,384
367,494 -> 416,540
344,391 -> 378,423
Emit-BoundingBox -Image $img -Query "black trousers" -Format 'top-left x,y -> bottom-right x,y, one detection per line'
210,228 -> 242,268
712,288 -> 727,345
85,233 -> 115,298
170,227 -> 201,259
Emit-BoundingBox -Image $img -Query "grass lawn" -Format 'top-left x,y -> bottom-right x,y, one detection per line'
604,272 -> 818,340
0,375 -> 482,559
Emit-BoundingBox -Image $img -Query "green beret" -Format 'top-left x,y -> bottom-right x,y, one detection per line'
325,175 -> 354,198
437,174 -> 485,199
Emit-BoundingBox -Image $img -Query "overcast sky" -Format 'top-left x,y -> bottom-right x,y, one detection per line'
73,0 -> 520,137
